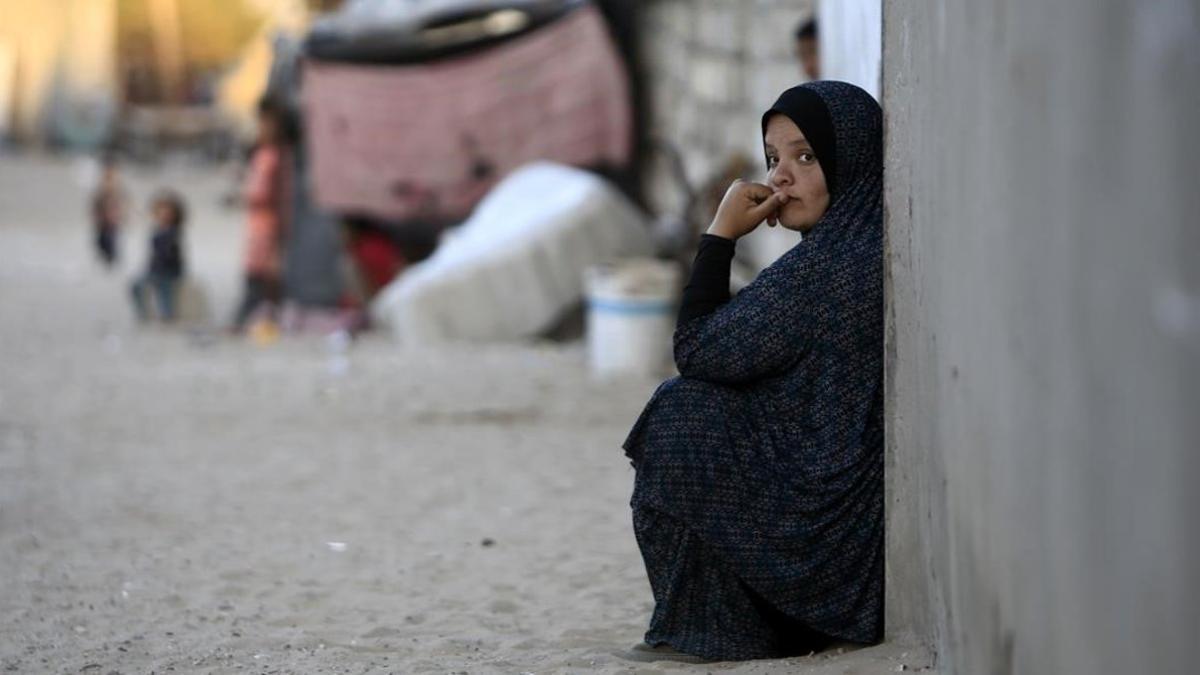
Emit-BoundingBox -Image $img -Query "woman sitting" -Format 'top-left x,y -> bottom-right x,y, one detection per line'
623,81 -> 885,662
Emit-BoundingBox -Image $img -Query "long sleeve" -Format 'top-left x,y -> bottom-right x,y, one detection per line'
677,234 -> 736,324
673,240 -> 816,384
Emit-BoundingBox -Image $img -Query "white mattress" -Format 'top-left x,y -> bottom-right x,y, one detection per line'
371,162 -> 653,343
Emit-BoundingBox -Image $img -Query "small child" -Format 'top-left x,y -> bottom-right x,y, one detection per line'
129,191 -> 187,323
90,156 -> 126,268
231,96 -> 289,333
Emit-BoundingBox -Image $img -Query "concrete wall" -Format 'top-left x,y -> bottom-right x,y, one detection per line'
883,1 -> 1200,673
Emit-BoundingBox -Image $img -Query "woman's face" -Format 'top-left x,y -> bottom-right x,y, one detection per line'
764,114 -> 830,233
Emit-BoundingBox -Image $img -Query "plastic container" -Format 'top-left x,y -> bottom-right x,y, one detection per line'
585,259 -> 681,378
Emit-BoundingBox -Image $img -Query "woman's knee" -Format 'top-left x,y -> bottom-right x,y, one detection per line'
656,376 -> 737,408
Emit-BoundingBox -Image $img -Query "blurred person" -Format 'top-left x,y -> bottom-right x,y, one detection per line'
343,218 -> 405,300
90,156 -> 126,268
621,82 -> 883,662
230,97 -> 289,334
129,191 -> 187,323
795,18 -> 820,80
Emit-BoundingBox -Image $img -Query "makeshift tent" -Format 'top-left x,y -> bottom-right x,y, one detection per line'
301,0 -> 633,223
371,162 -> 653,343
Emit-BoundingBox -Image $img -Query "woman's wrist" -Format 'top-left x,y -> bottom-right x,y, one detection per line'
706,221 -> 739,240
700,232 -> 736,247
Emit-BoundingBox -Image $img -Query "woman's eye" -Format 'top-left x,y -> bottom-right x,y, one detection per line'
767,156 -> 779,167
799,152 -> 816,164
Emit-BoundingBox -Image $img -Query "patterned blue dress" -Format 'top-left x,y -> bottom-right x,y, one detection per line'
623,82 -> 885,661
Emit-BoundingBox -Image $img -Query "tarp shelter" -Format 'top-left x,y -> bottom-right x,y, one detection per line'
300,0 -> 633,224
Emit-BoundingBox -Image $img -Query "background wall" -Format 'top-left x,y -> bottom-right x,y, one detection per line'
0,0 -> 117,143
883,1 -> 1200,673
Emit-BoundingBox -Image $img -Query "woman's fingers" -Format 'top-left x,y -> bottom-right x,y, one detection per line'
748,192 -> 784,223
710,180 -> 785,237
738,181 -> 774,202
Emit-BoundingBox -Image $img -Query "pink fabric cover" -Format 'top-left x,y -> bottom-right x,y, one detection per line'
302,5 -> 632,222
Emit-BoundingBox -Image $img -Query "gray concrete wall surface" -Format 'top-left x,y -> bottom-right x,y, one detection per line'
883,1 -> 1200,673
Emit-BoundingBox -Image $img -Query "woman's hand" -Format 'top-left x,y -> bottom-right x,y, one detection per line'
706,180 -> 787,240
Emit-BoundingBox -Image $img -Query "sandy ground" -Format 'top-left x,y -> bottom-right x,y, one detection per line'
0,155 -> 930,674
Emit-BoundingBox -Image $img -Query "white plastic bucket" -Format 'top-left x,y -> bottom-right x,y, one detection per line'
585,259 -> 681,378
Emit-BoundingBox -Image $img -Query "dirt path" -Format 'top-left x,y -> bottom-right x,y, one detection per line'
0,155 -> 928,674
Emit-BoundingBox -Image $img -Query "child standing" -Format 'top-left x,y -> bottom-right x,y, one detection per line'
130,191 -> 187,323
231,97 -> 289,333
90,156 -> 126,268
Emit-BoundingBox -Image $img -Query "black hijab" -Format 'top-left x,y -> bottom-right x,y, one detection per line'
762,85 -> 840,197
